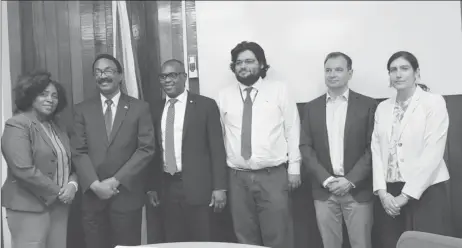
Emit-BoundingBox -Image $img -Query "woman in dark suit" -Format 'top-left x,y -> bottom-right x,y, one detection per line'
371,51 -> 452,248
1,71 -> 78,248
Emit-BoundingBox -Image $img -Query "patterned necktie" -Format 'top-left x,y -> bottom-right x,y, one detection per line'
241,87 -> 253,160
165,98 -> 179,174
104,99 -> 113,138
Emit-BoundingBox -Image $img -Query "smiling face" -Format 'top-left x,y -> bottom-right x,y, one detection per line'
32,83 -> 58,117
94,58 -> 122,97
159,62 -> 186,98
388,56 -> 419,90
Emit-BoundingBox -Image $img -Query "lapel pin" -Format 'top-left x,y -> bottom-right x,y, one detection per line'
124,105 -> 128,109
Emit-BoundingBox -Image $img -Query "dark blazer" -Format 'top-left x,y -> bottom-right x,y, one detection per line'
300,90 -> 377,202
1,112 -> 76,212
148,92 -> 227,206
71,93 -> 155,212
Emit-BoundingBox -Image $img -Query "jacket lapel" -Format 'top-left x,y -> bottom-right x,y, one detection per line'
157,99 -> 166,154
30,117 -> 57,156
343,91 -> 359,145
397,87 -> 422,140
108,94 -> 130,145
318,95 -> 330,154
92,97 -> 110,146
182,93 -> 196,141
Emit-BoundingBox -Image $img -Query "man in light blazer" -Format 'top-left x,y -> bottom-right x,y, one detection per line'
300,52 -> 378,248
146,59 -> 227,242
71,54 -> 155,248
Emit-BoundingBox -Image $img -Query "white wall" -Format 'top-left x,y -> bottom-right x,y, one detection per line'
1,1 -> 13,247
196,1 -> 462,102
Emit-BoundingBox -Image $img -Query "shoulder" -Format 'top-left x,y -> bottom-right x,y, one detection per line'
124,95 -> 150,110
5,113 -> 32,128
190,92 -> 218,108
74,97 -> 98,111
420,91 -> 446,111
351,90 -> 378,106
217,83 -> 237,98
306,94 -> 325,109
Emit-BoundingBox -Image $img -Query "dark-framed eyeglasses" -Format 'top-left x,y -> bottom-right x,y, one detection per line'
158,72 -> 186,81
94,68 -> 118,77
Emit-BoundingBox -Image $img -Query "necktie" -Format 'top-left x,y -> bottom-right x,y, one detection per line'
241,87 -> 253,160
104,99 -> 113,138
165,98 -> 178,174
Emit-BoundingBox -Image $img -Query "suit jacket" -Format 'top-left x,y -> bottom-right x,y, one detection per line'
300,90 -> 377,202
1,112 -> 76,212
71,93 -> 155,212
148,92 -> 227,206
372,86 -> 450,200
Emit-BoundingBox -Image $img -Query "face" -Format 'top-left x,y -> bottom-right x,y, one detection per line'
32,83 -> 58,117
159,63 -> 186,98
388,57 -> 419,90
234,50 -> 263,86
324,56 -> 352,89
94,58 -> 122,96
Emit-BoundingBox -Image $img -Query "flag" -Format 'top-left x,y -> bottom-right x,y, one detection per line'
112,1 -> 143,100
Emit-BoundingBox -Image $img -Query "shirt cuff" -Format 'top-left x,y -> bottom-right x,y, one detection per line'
68,181 -> 79,192
322,176 -> 335,188
287,162 -> 300,175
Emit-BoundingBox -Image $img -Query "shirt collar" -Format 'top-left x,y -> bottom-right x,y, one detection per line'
326,88 -> 350,102
238,77 -> 263,92
165,90 -> 188,105
101,90 -> 121,106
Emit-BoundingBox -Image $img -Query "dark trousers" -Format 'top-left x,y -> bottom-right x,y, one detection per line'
162,173 -> 213,242
81,205 -> 142,248
373,181 -> 452,248
229,165 -> 294,248
146,203 -> 165,244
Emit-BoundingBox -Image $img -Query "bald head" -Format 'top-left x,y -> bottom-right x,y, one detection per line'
161,59 -> 185,73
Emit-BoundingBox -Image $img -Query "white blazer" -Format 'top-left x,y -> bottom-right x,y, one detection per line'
371,86 -> 450,200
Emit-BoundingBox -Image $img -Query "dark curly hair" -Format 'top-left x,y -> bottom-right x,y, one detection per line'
229,41 -> 270,78
14,70 -> 68,117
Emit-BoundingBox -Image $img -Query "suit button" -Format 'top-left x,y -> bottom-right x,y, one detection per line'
398,143 -> 402,147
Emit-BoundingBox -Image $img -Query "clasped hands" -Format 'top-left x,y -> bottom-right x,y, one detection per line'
378,190 -> 409,218
90,177 -> 120,200
326,177 -> 354,196
58,182 -> 78,204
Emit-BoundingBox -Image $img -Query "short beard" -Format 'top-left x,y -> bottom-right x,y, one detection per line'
235,73 -> 260,86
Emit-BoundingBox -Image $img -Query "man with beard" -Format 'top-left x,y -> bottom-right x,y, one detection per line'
71,54 -> 155,248
216,41 -> 301,248
146,59 -> 228,242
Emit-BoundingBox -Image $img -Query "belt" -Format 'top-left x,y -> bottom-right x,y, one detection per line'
163,171 -> 182,180
232,162 -> 288,172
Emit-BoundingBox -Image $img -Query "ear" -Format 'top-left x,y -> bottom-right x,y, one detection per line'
348,69 -> 354,79
415,68 -> 421,82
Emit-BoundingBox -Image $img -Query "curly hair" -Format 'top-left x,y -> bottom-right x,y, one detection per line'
14,70 -> 68,116
229,41 -> 270,78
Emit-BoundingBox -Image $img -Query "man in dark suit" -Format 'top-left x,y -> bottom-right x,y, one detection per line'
71,54 -> 155,248
146,59 -> 227,242
299,52 -> 377,248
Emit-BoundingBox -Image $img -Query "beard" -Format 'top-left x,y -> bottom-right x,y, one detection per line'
235,70 -> 261,86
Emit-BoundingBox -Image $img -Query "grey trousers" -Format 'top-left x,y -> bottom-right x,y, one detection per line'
314,194 -> 374,248
229,165 -> 294,248
6,203 -> 69,248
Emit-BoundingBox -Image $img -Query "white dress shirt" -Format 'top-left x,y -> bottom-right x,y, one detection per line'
323,89 -> 349,187
216,78 -> 301,175
101,91 -> 121,127
161,90 -> 188,172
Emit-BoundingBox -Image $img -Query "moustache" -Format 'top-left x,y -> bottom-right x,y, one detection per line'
98,78 -> 113,84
